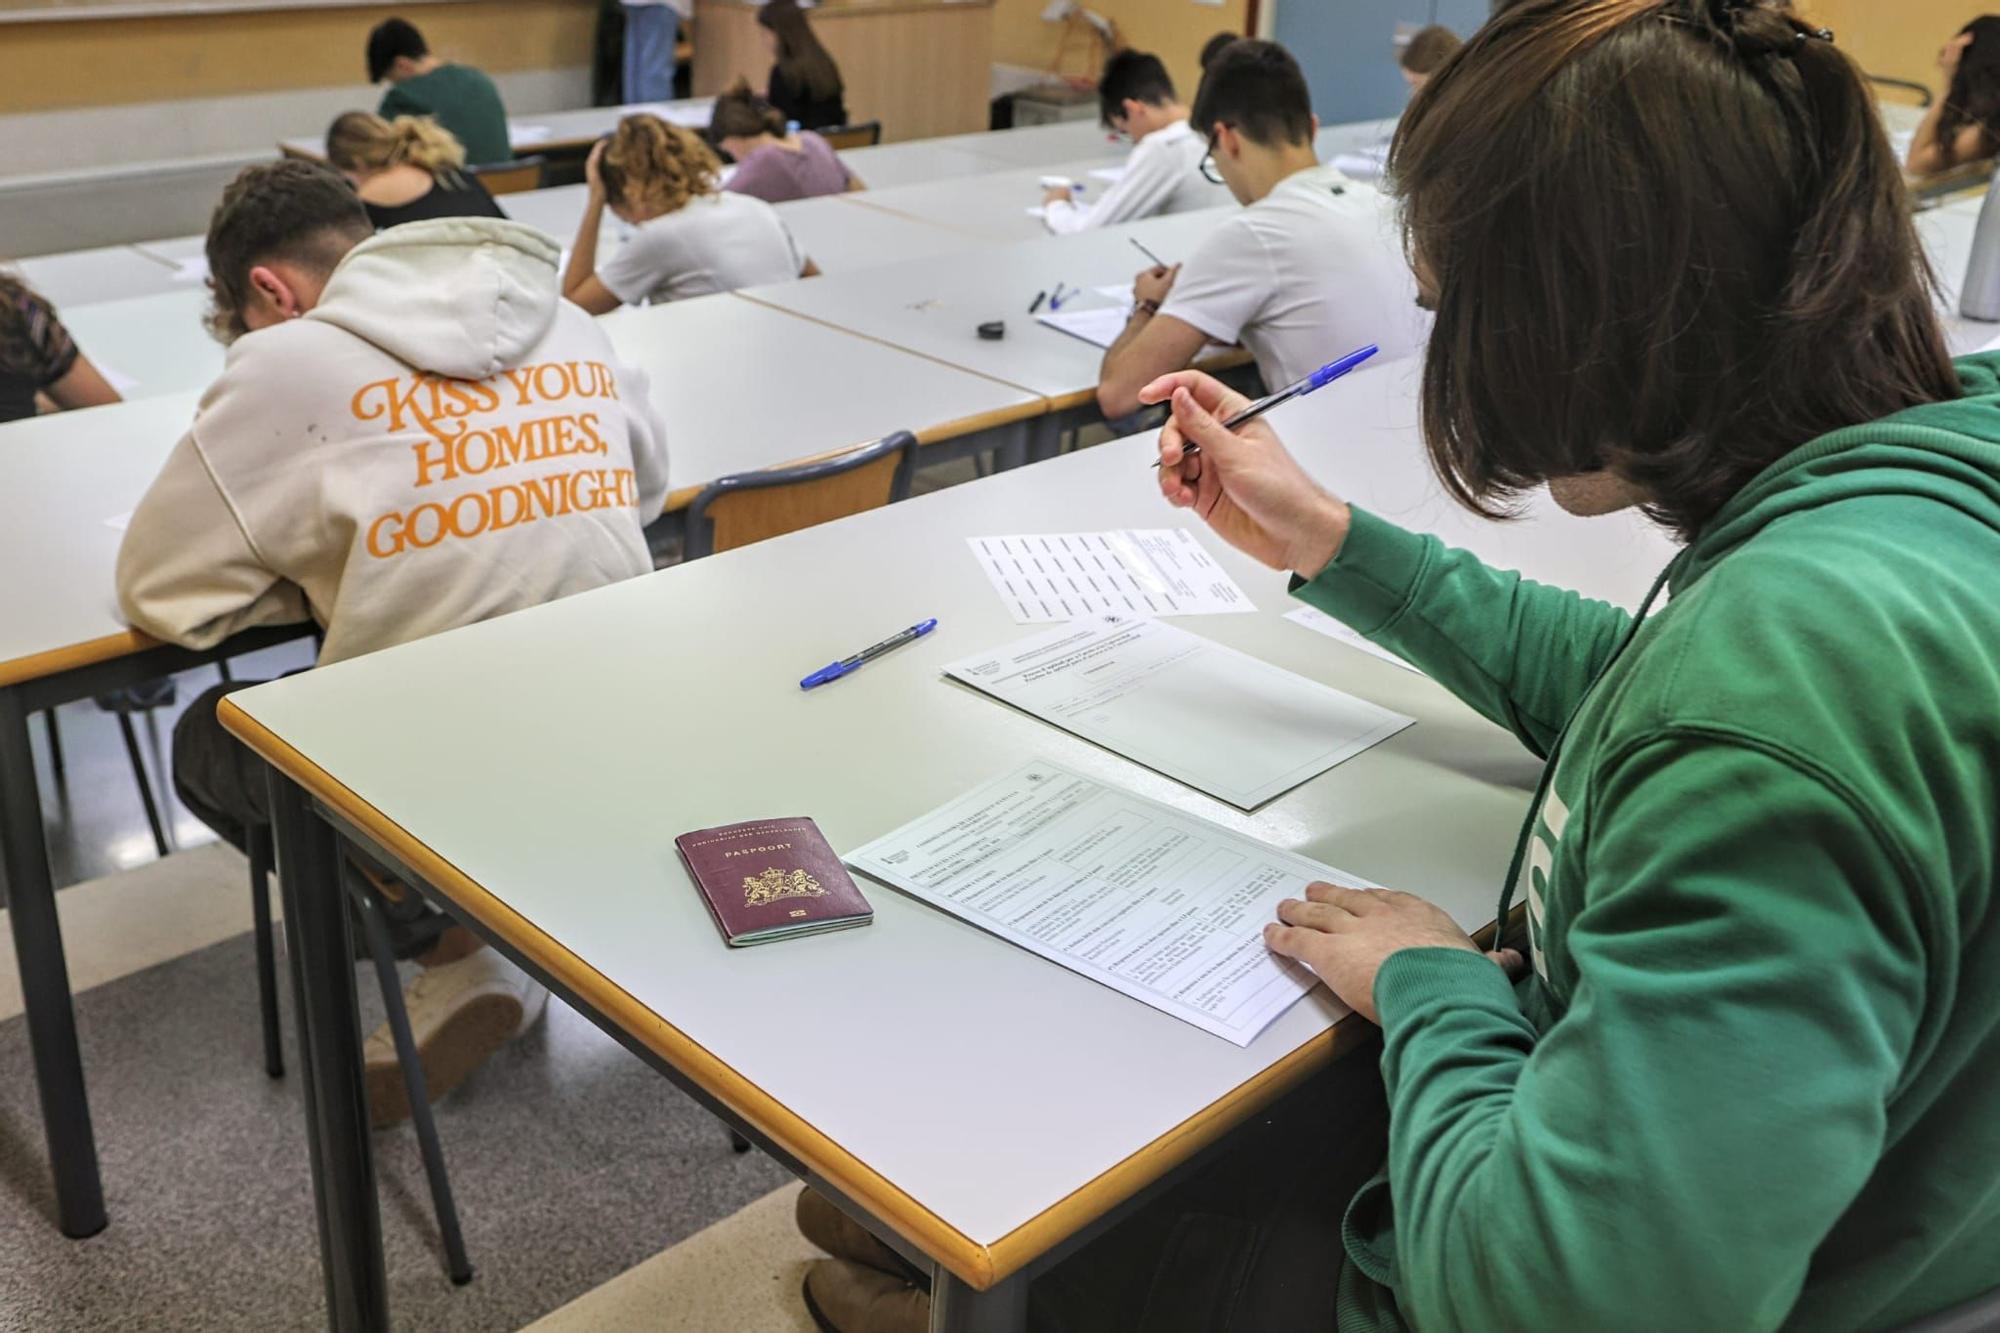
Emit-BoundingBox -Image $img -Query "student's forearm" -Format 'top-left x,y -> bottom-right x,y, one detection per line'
1097,310 -> 1158,418
1907,100 -> 1949,173
565,199 -> 605,300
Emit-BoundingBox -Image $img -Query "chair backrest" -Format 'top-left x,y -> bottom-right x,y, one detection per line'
1870,73 -> 1935,108
683,431 -> 917,561
470,155 -> 547,196
819,121 -> 884,151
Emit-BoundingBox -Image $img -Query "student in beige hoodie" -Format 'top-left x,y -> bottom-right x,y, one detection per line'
117,160 -> 670,1123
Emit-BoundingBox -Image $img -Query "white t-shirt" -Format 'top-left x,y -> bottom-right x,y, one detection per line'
598,191 -> 804,305
1157,163 -> 1429,390
1043,119 -> 1230,234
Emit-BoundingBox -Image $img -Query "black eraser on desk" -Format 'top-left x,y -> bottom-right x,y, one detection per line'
977,320 -> 1006,340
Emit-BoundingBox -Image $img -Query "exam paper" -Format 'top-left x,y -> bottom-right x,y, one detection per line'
845,759 -> 1361,1044
1036,305 -> 1132,350
944,616 -> 1414,808
968,529 -> 1254,623
1284,607 -> 1422,674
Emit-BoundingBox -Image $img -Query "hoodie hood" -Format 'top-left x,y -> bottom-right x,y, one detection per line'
307,217 -> 561,382
1672,353 -> 2000,593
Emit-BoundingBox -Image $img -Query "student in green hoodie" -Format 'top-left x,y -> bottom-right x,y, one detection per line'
1147,0 -> 2000,1329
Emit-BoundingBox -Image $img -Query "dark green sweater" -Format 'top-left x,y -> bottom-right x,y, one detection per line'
1296,355 -> 2000,1330
379,64 -> 510,167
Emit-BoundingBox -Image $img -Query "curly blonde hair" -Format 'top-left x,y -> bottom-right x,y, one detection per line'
599,114 -> 720,215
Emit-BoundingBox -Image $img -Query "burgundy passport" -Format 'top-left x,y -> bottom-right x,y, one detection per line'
675,817 -> 873,947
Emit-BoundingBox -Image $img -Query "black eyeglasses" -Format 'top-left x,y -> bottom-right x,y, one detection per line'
1199,129 -> 1224,185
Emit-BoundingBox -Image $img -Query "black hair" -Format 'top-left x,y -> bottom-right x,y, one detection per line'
1191,39 -> 1314,148
1939,16 -> 2000,157
367,18 -> 429,84
1097,50 -> 1177,129
1199,32 -> 1239,71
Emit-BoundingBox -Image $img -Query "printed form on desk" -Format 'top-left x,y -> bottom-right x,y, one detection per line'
968,528 -> 1252,623
845,759 -> 1364,1044
942,615 -> 1413,809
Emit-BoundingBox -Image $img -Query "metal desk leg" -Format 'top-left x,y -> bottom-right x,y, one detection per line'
931,1267 -> 1028,1333
0,687 -> 106,1239
990,420 -> 1030,473
1024,414 -> 1066,465
267,768 -> 389,1332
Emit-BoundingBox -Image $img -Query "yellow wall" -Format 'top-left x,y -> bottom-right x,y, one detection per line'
1799,0 -> 1982,91
992,0 -> 1251,104
0,0 -> 597,115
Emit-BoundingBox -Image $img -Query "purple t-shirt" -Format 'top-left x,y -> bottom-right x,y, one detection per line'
725,132 -> 853,204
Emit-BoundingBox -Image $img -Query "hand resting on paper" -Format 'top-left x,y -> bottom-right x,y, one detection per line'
1266,882 -> 1527,1025
1144,369 -> 1351,578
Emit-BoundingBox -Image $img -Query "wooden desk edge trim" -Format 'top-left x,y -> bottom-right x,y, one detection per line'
215,696 -> 1002,1290
729,290 -> 1052,402
0,629 -> 157,690
657,399 -> 1049,513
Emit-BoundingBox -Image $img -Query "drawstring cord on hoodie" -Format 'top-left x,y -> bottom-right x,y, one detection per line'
1489,559 -> 1682,941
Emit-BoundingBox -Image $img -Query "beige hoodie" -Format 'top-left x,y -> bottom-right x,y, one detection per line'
117,218 -> 670,665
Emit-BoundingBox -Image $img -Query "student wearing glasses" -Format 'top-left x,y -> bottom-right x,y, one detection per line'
798,3 -> 2000,1329
1040,50 -> 1230,234
1095,41 -> 1427,420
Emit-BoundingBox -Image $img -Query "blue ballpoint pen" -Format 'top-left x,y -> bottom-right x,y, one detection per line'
800,619 -> 938,690
1151,344 -> 1380,469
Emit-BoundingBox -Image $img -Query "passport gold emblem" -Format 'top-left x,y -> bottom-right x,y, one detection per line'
743,867 -> 825,906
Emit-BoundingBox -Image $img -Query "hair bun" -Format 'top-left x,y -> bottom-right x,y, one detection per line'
1703,0 -> 1833,59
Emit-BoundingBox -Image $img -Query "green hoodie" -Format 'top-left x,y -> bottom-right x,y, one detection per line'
1293,354 -> 2000,1331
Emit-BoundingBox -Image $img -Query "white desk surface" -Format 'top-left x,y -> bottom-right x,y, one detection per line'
13,245 -> 183,309
499,184 -> 996,275
837,137 -> 1025,190
739,208 -> 1236,402
278,98 -> 716,160
851,157 -> 1184,243
1916,193 -> 2000,355
224,357 -> 1677,1277
597,294 -> 1040,501
927,119 -> 1127,168
61,289 -> 219,400
1316,117 -> 1400,162
0,390 -> 203,684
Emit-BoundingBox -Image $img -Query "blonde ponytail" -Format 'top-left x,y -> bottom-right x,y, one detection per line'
325,111 -> 468,181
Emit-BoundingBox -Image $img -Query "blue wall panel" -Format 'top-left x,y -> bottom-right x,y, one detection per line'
1275,0 -> 1491,125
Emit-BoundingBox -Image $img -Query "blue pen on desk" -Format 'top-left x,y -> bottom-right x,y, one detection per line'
800,618 -> 938,690
1151,344 -> 1379,469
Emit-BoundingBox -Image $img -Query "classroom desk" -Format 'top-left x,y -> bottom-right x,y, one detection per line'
13,244 -> 182,308
836,137 -> 1024,190
220,356 -> 1676,1330
851,157 -> 1178,243
60,289 -> 216,399
1916,192 -> 2000,356
738,208 -> 1239,436
927,118 -> 1127,167
0,391 -> 314,1240
277,98 -> 716,162
498,185 -> 999,274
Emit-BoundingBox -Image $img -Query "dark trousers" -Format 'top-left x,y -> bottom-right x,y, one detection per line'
1028,1046 -> 1388,1333
174,681 -> 447,960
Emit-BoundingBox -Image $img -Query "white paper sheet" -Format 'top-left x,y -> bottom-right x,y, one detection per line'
967,529 -> 1254,623
1284,607 -> 1421,674
845,759 -> 1361,1044
1036,305 -> 1131,349
509,123 -> 555,145
171,257 -> 209,285
943,615 -> 1414,808
1331,149 -> 1388,182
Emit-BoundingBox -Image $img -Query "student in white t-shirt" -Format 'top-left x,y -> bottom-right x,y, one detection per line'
1095,40 -> 1429,419
1041,50 -> 1230,234
563,113 -> 817,312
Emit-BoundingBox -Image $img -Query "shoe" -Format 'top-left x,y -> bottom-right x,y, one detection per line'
363,947 -> 548,1129
802,1259 -> 929,1333
796,1188 -> 928,1285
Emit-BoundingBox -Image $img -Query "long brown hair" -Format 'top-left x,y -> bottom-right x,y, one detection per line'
1390,0 -> 1958,541
326,111 -> 468,182
758,0 -> 843,104
1939,15 -> 2000,159
709,79 -> 788,141
599,114 -> 721,215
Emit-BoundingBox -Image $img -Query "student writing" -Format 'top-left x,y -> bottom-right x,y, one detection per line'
1096,39 -> 1427,419
1041,50 -> 1229,234
366,16 -> 511,168
711,81 -> 860,205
